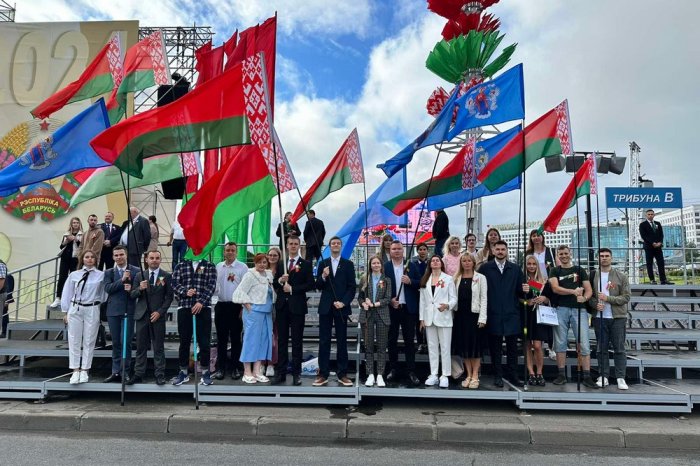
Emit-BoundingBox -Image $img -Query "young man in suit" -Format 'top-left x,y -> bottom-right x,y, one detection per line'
408,243 -> 429,354
384,240 -> 420,386
271,235 -> 315,386
313,236 -> 356,387
127,250 -> 174,385
639,209 -> 672,285
120,206 -> 151,268
303,209 -> 326,264
100,212 -> 121,270
103,245 -> 140,383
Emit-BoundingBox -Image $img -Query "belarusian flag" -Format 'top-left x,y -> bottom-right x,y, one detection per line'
290,128 -> 364,223
179,149 -> 277,258
69,152 -> 199,208
539,156 -> 597,233
90,60 -> 251,178
477,100 -> 573,191
31,34 -> 123,119
116,29 -> 170,108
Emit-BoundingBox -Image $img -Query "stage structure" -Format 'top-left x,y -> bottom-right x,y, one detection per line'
0,1 -> 14,22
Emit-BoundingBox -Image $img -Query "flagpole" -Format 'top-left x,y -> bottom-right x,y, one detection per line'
520,120 -> 528,391
572,159 -> 583,392
593,155 -> 604,388
357,131 -> 371,289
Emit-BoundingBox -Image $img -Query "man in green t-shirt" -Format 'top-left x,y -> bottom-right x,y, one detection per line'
548,245 -> 596,388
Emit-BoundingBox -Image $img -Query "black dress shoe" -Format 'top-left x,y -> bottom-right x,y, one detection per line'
212,370 -> 225,380
231,369 -> 242,380
649,280 -> 658,285
494,377 -> 504,388
271,374 -> 287,385
292,375 -> 302,386
661,280 -> 674,285
103,373 -> 121,383
126,375 -> 143,385
509,376 -> 523,387
408,372 -> 421,386
385,369 -> 398,382
155,375 -> 166,386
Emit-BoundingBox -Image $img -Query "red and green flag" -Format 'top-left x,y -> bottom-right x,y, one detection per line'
179,149 -> 277,258
31,34 -> 123,119
539,155 -> 597,233
290,128 -> 364,223
90,59 -> 251,178
477,100 -> 573,191
115,29 -> 170,109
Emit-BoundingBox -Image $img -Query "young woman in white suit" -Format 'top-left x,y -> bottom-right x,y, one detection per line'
419,255 -> 457,388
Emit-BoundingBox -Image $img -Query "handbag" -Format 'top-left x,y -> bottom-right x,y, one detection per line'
535,304 -> 559,326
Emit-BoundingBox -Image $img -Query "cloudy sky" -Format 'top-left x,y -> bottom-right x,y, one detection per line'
14,0 -> 700,238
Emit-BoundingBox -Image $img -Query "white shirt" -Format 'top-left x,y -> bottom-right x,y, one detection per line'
496,259 -> 506,273
286,255 -> 301,270
331,256 -> 340,275
600,271 -> 613,319
61,267 -> 106,312
392,261 -> 405,304
172,220 -> 185,240
534,250 -> 548,279
192,261 -> 200,273
147,268 -> 161,286
216,260 -> 249,302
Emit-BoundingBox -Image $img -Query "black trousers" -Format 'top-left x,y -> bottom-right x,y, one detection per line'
644,246 -> 667,282
214,302 -> 243,372
177,307 -> 211,371
387,307 -> 416,373
305,245 -> 322,263
56,256 -> 78,298
488,334 -> 518,378
318,310 -> 348,379
274,304 -> 305,376
99,247 -> 114,270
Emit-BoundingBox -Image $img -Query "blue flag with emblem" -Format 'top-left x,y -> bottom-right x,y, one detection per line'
377,86 -> 459,178
0,99 -> 110,196
447,64 -> 525,140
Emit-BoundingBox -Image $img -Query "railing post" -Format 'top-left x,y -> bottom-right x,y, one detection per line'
34,262 -> 41,321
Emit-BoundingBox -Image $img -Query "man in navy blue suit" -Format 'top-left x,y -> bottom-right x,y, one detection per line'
100,212 -> 122,270
313,236 -> 357,387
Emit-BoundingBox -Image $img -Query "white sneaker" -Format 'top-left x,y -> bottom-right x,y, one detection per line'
617,378 -> 629,390
376,375 -> 386,387
79,371 -> 89,383
365,374 -> 375,387
69,372 -> 80,384
425,374 -> 439,386
50,298 -> 61,308
265,365 -> 275,377
439,375 -> 449,388
596,376 -> 609,388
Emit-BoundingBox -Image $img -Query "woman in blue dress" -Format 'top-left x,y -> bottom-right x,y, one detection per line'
233,253 -> 275,384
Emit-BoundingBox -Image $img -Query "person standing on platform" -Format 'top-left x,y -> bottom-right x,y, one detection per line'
275,211 -> 301,251
522,255 -> 552,387
79,214 -> 105,260
127,250 -> 173,386
212,242 -> 249,381
171,256 -> 217,386
0,259 -> 7,324
1,270 -> 13,339
120,206 -> 151,268
378,234 -> 393,265
385,240 -> 420,386
61,250 -> 105,384
408,243 -> 430,354
476,228 -> 501,271
303,209 -> 326,264
639,209 -> 673,285
100,212 -> 121,271
464,233 -> 478,258
452,253 -> 487,389
103,245 -> 139,383
313,236 -> 357,387
50,217 -> 83,308
589,248 -> 631,390
480,241 -> 528,387
263,247 -> 283,377
432,210 -> 450,257
548,245 -> 596,388
167,219 -> 188,268
233,253 -> 275,384
419,255 -> 457,388
271,236 -> 314,386
358,255 -> 392,388
525,230 -> 558,279
442,235 -> 462,276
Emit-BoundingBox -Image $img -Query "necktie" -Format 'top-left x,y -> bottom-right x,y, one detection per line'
651,221 -> 657,231
150,271 -> 156,287
288,258 -> 295,271
78,269 -> 91,294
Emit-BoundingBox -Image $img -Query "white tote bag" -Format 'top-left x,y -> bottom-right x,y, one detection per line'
535,305 -> 559,326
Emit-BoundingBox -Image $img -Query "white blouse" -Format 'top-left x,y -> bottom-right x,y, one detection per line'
61,267 -> 106,312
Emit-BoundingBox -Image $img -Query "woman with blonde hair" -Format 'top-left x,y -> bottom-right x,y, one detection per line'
51,216 -> 84,308
378,234 -> 393,265
523,254 -> 552,386
451,253 -> 488,389
262,247 -> 283,377
358,255 -> 392,387
442,235 -> 462,276
475,227 -> 501,270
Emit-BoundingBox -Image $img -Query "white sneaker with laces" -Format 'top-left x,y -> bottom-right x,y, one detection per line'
265,365 -> 275,377
376,375 -> 386,387
50,298 -> 61,308
617,378 -> 629,390
79,370 -> 89,383
69,372 -> 80,384
425,374 -> 439,386
365,374 -> 375,387
439,375 -> 449,388
596,376 -> 609,388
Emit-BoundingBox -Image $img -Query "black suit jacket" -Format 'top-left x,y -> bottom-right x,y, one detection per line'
130,269 -> 174,320
303,217 -> 326,248
273,256 -> 314,315
480,260 -> 525,336
121,215 -> 151,255
315,257 -> 356,316
639,220 -> 664,249
101,222 -> 122,247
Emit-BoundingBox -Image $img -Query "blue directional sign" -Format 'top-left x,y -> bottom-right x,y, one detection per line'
606,187 -> 683,209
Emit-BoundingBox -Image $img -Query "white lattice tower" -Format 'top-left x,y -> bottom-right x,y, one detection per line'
629,141 -> 642,282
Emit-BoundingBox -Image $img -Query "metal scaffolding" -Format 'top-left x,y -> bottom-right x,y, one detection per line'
0,1 -> 15,22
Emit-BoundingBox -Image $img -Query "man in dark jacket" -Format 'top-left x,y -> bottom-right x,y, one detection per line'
639,209 -> 672,284
480,240 -> 528,387
100,212 -> 122,270
303,209 -> 326,264
432,210 -> 449,257
120,206 -> 151,268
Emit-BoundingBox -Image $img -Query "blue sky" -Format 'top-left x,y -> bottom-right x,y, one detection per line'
12,0 -> 700,239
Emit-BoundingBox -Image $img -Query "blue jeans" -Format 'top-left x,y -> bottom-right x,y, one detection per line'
172,239 -> 188,267
553,306 -> 590,356
107,315 -> 134,375
592,317 -> 627,379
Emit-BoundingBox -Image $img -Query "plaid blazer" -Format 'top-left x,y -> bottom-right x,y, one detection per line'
172,260 -> 217,308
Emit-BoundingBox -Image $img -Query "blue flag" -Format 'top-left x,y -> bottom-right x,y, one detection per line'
447,64 -> 525,140
377,87 -> 459,178
0,99 -> 110,196
327,168 -> 408,259
427,125 -> 522,211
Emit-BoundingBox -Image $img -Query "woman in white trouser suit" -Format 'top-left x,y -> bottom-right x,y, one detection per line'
419,255 -> 457,388
61,251 -> 105,384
